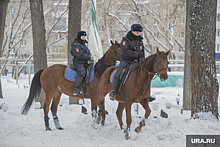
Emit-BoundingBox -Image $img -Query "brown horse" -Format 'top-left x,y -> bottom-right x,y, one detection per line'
98,49 -> 170,139
21,40 -> 121,131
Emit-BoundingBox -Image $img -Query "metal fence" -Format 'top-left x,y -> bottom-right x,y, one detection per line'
1,58 -> 220,86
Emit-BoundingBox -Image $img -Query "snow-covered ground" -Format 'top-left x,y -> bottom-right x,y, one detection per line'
0,74 -> 220,147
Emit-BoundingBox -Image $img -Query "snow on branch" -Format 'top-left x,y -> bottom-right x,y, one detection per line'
47,34 -> 68,48
139,0 -> 185,50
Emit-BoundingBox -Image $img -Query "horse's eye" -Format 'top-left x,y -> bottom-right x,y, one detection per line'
158,61 -> 161,64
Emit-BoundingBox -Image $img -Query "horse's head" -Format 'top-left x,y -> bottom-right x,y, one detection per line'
109,40 -> 121,61
154,48 -> 170,82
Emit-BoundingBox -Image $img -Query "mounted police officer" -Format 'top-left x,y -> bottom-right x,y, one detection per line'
70,31 -> 94,96
109,24 -> 145,100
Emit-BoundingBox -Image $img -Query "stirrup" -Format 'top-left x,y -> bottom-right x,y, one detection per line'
73,90 -> 78,95
109,90 -> 116,101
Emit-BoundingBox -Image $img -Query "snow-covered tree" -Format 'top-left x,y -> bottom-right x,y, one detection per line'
190,0 -> 218,120
68,0 -> 82,104
0,0 -> 10,99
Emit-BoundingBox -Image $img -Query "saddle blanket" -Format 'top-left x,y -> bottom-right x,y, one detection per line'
64,66 -> 94,84
110,68 -> 132,84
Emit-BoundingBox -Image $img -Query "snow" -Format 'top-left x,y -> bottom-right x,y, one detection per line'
0,74 -> 220,147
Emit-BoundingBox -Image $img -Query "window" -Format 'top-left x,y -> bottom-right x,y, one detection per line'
86,19 -> 91,26
154,32 -> 159,38
21,13 -> 26,20
98,12 -> 104,18
21,40 -> 26,46
86,6 -> 91,13
217,14 -> 220,22
53,18 -> 66,30
179,46 -> 184,53
10,21 -> 15,28
179,16 -> 185,24
217,29 -> 220,36
59,33 -> 64,39
10,7 -> 15,14
99,25 -> 104,32
216,44 -> 220,52
109,5 -> 115,11
178,31 -> 184,39
218,0 -> 220,7
154,18 -> 159,25
155,4 -> 160,11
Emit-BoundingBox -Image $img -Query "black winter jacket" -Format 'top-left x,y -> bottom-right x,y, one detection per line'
70,39 -> 91,64
120,31 -> 145,63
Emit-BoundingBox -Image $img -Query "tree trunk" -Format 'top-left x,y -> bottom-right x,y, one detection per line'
29,0 -> 47,106
183,0 -> 193,110
190,0 -> 219,119
68,0 -> 82,104
0,0 -> 9,99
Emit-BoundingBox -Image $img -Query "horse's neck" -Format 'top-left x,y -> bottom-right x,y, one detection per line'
94,48 -> 116,78
104,48 -> 116,64
136,59 -> 156,82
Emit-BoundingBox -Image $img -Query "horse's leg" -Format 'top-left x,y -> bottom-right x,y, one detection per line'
116,102 -> 125,130
124,98 -> 132,140
51,91 -> 63,130
91,95 -> 98,123
135,98 -> 151,133
97,96 -> 106,126
43,92 -> 54,131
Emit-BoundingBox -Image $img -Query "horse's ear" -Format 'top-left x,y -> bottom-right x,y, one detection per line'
110,40 -> 114,46
156,48 -> 161,56
166,50 -> 171,57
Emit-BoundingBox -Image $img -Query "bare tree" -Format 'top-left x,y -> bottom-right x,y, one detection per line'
68,0 -> 82,104
29,0 -> 47,106
183,0 -> 192,110
100,0 -> 185,55
0,0 -> 9,98
190,0 -> 219,119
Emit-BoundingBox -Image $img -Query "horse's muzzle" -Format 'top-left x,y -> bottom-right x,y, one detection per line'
159,74 -> 168,82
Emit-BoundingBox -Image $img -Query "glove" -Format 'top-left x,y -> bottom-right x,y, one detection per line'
88,56 -> 94,64
90,56 -> 94,61
138,52 -> 143,59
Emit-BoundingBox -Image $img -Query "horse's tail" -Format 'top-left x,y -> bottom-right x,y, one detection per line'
21,69 -> 44,115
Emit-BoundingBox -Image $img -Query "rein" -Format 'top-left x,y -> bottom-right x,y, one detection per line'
94,44 -> 121,69
136,55 -> 168,103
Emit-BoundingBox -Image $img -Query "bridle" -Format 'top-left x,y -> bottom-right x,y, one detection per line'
136,55 -> 168,103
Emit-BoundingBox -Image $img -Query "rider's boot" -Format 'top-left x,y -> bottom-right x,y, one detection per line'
109,79 -> 120,101
73,75 -> 84,96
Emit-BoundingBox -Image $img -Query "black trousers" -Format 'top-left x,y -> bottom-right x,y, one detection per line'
114,60 -> 129,80
73,62 -> 86,77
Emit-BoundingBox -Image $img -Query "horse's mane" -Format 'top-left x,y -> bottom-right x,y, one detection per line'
95,43 -> 120,76
134,53 -> 157,72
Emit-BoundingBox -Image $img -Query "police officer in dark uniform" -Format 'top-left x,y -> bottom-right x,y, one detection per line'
109,24 -> 145,100
70,31 -> 94,95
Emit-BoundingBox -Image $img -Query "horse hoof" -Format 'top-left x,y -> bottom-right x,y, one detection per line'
96,120 -> 101,125
46,127 -> 52,131
135,128 -> 140,133
125,133 -> 130,140
58,127 -> 64,130
101,119 -> 105,126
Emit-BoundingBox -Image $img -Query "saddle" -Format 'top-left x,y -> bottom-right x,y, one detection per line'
118,61 -> 137,93
69,63 -> 93,84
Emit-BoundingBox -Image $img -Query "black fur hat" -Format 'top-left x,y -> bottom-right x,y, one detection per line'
131,24 -> 143,32
77,31 -> 87,40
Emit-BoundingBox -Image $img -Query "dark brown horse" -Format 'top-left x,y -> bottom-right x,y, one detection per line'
98,49 -> 170,139
21,40 -> 121,131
